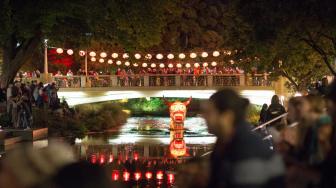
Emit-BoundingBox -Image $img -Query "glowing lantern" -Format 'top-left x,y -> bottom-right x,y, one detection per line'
185,63 -> 191,68
201,52 -> 208,58
142,63 -> 148,67
79,50 -> 86,56
122,53 -> 129,59
145,54 -> 152,59
168,63 -> 173,68
167,54 -> 174,59
159,63 -> 165,68
190,52 -> 197,58
145,172 -> 153,180
167,173 -> 175,184
66,49 -> 73,55
134,53 -> 141,59
134,172 -> 141,181
194,63 -> 200,67
108,154 -> 114,163
91,154 -> 97,164
91,57 -> 96,62
133,152 -> 139,161
112,53 -> 118,58
116,60 -> 122,65
203,62 -> 208,67
156,171 -> 164,180
125,61 -> 130,66
211,61 -> 217,66
56,48 -> 63,54
150,63 -> 156,68
179,53 -> 186,59
99,154 -> 105,164
156,53 -> 163,60
107,59 -> 113,64
100,52 -> 107,58
89,51 -> 96,57
133,63 -> 139,67
112,170 -> 120,181
176,63 -> 182,68
230,60 -> 234,64
213,51 -> 220,57
123,171 -> 130,181
99,58 -> 104,63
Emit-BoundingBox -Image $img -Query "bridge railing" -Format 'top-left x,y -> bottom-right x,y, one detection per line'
49,74 -> 272,88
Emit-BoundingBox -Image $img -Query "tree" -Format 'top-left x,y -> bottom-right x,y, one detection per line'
0,0 -> 176,87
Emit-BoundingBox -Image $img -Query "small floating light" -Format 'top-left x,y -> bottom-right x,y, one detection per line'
179,53 -> 186,59
112,53 -> 118,58
66,49 -> 73,55
89,51 -> 96,57
56,48 -> 63,54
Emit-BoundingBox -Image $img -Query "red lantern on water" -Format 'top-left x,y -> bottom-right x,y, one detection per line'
145,171 -> 153,180
108,154 -> 114,163
167,173 -> 175,184
91,154 -> 97,164
134,172 -> 142,181
156,171 -> 164,180
123,171 -> 130,182
112,170 -> 120,181
99,154 -> 105,164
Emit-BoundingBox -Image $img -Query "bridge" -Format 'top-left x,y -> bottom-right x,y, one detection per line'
32,74 -> 285,106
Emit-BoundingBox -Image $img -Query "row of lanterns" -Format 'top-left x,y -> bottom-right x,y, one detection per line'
91,59 -> 219,68
111,169 -> 175,184
55,48 -> 232,60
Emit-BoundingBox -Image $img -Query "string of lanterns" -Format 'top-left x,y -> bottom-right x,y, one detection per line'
52,47 -> 237,67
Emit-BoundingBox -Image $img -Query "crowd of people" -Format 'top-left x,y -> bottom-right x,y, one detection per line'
1,80 -> 61,129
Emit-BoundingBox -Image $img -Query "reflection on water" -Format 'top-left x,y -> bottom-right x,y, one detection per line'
75,117 -> 215,186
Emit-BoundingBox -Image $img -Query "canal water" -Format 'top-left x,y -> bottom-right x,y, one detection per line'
74,116 -> 215,187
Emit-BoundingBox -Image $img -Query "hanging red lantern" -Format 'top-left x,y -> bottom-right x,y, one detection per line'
123,171 -> 130,181
112,170 -> 120,181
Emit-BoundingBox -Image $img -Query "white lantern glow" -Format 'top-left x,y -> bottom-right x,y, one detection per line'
112,53 -> 118,58
134,53 -> 141,59
142,63 -> 148,67
156,54 -> 163,60
108,59 -> 113,64
176,63 -> 182,68
91,57 -> 96,62
89,51 -> 96,57
145,54 -> 152,59
151,63 -> 156,68
168,63 -> 173,68
185,63 -> 191,68
159,63 -> 165,68
100,52 -> 107,58
230,60 -> 234,64
66,49 -> 73,55
201,52 -> 208,58
116,60 -> 122,65
99,58 -> 104,63
125,61 -> 130,66
79,50 -> 86,56
194,63 -> 200,67
211,61 -> 217,66
190,52 -> 197,58
123,53 -> 129,59
133,63 -> 139,67
56,48 -> 64,54
213,51 -> 220,57
203,62 -> 208,67
179,53 -> 186,59
167,54 -> 174,59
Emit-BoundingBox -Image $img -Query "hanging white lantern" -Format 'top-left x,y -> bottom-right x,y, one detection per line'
123,53 -> 129,59
107,59 -> 113,64
176,63 -> 182,68
168,63 -> 173,68
159,63 -> 165,68
56,48 -> 64,54
79,50 -> 86,56
185,63 -> 191,68
167,54 -> 174,59
134,53 -> 141,59
99,58 -> 104,63
89,51 -> 96,57
125,61 -> 130,66
201,52 -> 208,58
211,61 -> 217,66
112,53 -> 119,58
203,62 -> 208,67
190,52 -> 197,58
194,63 -> 200,67
133,63 -> 139,67
151,63 -> 156,68
66,49 -> 74,55
212,51 -> 220,57
142,63 -> 148,67
100,52 -> 107,58
156,53 -> 163,60
116,60 -> 122,65
179,53 -> 186,59
91,57 -> 96,62
145,54 -> 152,59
